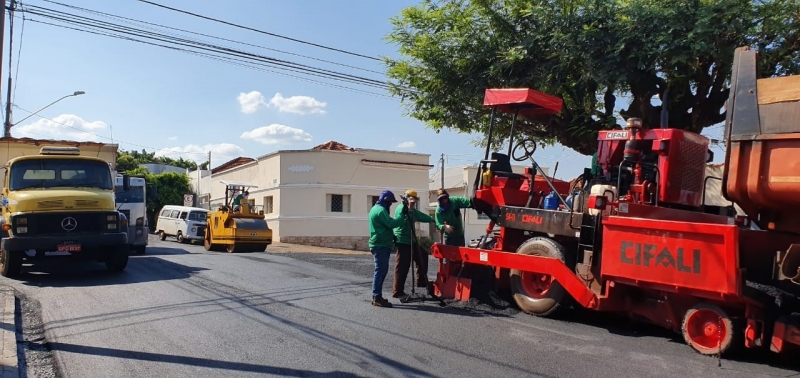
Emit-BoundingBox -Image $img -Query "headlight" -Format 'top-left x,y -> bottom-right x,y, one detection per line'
15,217 -> 27,225
191,227 -> 197,233
136,217 -> 144,226
16,226 -> 27,234
106,215 -> 117,222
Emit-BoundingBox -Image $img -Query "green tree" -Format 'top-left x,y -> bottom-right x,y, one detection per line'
122,167 -> 192,227
385,0 -> 800,154
116,149 -> 204,172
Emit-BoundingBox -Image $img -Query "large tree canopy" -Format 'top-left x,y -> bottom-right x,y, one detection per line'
116,149 -> 207,173
385,0 -> 800,155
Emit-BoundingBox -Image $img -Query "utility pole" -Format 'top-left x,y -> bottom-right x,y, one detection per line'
0,0 -> 7,138
440,153 -> 444,189
3,0 -> 14,138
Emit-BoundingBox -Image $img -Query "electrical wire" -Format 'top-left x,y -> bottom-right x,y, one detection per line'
43,0 -> 385,75
20,4 -> 396,91
134,0 -> 382,62
23,16 -> 394,99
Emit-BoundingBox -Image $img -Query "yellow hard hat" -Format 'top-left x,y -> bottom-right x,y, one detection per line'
405,189 -> 418,199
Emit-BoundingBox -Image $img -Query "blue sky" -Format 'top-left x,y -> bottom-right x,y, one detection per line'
3,0 -> 726,182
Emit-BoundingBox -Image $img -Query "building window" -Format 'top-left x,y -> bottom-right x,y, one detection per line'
327,194 -> 350,213
263,196 -> 274,214
369,195 -> 380,207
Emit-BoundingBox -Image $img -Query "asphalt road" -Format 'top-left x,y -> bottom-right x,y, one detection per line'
1,235 -> 798,378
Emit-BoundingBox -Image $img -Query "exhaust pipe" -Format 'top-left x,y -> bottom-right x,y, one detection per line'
660,87 -> 670,128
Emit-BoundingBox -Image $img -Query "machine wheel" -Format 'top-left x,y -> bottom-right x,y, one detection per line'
226,243 -> 242,253
159,230 -> 167,241
176,232 -> 187,244
681,303 -> 742,357
0,250 -> 22,278
203,229 -> 224,252
134,245 -> 147,255
105,245 -> 129,272
509,237 -> 569,317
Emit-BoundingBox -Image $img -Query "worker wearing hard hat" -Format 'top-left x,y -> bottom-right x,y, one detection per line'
435,189 -> 474,247
368,190 -> 409,308
392,189 -> 434,298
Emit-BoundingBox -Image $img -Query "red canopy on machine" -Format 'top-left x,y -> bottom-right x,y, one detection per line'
482,88 -> 563,118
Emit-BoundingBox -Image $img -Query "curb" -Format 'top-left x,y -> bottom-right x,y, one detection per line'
0,287 -> 17,378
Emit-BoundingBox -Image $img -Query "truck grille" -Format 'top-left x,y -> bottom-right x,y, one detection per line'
19,212 -> 111,236
196,225 -> 206,237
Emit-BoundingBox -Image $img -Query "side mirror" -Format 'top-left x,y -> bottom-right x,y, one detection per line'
706,149 -> 714,163
147,184 -> 158,200
122,174 -> 131,191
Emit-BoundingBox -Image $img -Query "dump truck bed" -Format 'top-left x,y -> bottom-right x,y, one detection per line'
723,47 -> 800,234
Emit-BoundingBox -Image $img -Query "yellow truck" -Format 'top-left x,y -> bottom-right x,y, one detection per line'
0,138 -> 130,277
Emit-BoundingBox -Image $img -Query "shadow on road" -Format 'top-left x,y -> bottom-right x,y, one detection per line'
48,342 -> 364,377
131,246 -> 193,256
16,255 -> 208,288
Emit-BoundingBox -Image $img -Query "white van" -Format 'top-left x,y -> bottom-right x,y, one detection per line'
155,205 -> 208,243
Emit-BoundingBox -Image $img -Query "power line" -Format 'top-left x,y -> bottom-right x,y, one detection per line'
17,4 -> 414,96
134,0 -> 382,62
43,0 -> 385,75
21,4 -> 392,90
19,16 -> 393,99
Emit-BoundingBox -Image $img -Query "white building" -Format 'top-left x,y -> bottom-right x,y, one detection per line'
189,141 -> 432,250
426,163 -> 549,241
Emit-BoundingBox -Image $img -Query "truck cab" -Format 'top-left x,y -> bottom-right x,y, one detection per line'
115,175 -> 157,254
0,146 -> 130,277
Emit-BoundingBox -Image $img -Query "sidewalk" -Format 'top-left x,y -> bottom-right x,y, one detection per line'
266,242 -> 371,256
0,287 -> 17,378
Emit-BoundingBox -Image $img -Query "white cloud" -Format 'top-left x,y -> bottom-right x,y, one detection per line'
240,124 -> 312,145
236,91 -> 327,115
155,143 -> 245,168
396,141 -> 416,149
14,114 -> 109,142
268,93 -> 326,115
237,91 -> 267,114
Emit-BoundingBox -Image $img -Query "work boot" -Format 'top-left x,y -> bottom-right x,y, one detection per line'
372,297 -> 393,308
392,291 -> 408,298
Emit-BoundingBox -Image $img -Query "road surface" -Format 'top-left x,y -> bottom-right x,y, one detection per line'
1,235 -> 797,378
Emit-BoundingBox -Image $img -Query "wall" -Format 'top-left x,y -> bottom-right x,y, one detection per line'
275,149 -> 430,249
189,147 -> 431,249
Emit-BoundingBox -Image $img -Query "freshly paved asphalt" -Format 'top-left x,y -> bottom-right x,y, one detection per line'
0,235 -> 797,378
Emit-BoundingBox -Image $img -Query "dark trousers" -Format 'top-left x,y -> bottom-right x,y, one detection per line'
393,242 -> 429,295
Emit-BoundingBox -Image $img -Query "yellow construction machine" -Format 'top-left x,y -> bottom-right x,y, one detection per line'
203,181 -> 272,253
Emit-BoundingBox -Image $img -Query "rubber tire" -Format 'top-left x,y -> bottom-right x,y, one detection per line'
159,231 -> 167,241
105,245 -> 129,272
681,303 -> 742,357
176,232 -> 186,244
509,237 -> 569,317
134,245 -> 146,255
0,250 -> 22,278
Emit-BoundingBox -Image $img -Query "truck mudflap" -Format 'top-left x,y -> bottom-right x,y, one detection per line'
430,243 -> 598,308
771,315 -> 800,353
1,232 -> 128,252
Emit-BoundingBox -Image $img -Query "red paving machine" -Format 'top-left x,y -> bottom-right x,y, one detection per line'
430,46 -> 800,357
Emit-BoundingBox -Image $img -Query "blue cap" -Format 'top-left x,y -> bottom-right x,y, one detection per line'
378,190 -> 397,203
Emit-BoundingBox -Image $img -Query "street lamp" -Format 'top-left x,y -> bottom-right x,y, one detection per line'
4,91 -> 86,138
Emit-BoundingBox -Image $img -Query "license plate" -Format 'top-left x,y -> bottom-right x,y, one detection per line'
57,243 -> 81,252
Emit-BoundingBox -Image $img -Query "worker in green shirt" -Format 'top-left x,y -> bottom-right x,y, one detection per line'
434,189 -> 474,247
368,190 -> 408,308
231,189 -> 248,211
392,189 -> 434,298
